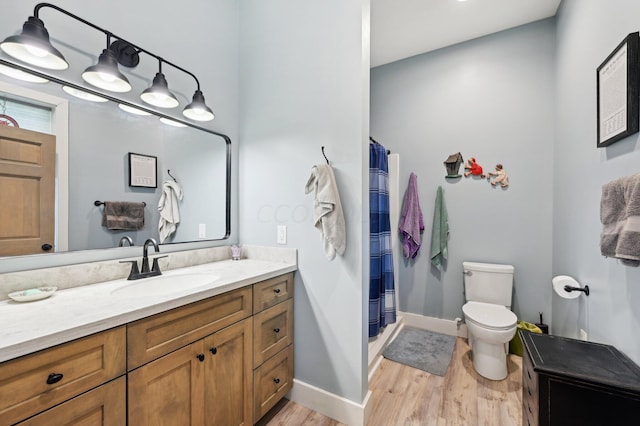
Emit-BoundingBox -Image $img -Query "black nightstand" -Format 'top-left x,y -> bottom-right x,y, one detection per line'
520,330 -> 640,426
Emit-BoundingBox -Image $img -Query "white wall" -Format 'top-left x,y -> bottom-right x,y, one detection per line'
370,19 -> 556,326
238,0 -> 370,404
554,0 -> 640,364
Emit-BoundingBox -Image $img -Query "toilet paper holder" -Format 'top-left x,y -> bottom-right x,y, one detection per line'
563,284 -> 590,296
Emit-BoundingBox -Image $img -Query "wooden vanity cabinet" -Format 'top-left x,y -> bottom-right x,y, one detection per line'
0,272 -> 294,426
521,331 -> 640,426
0,326 -> 126,426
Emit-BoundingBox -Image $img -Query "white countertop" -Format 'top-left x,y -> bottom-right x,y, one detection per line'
0,258 -> 296,363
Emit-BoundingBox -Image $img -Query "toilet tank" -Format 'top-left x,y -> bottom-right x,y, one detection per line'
463,262 -> 515,307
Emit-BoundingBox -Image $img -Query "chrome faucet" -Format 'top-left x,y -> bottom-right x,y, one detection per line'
118,236 -> 134,247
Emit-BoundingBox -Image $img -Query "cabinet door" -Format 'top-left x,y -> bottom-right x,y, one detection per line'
16,377 -> 125,426
128,341 -> 205,426
204,318 -> 253,426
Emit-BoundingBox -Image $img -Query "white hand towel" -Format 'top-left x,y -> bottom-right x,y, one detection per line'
158,180 -> 184,243
305,164 -> 346,260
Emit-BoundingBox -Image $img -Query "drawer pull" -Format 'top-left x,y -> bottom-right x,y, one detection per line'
527,387 -> 532,397
273,378 -> 280,384
274,328 -> 281,333
197,353 -> 205,362
274,288 -> 281,294
210,347 -> 218,355
46,373 -> 64,385
528,404 -> 532,414
527,369 -> 532,380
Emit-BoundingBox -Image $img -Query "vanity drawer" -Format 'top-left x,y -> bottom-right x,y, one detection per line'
253,299 -> 293,367
16,376 -> 126,426
253,345 -> 294,421
253,272 -> 293,313
128,286 -> 252,369
0,326 -> 126,426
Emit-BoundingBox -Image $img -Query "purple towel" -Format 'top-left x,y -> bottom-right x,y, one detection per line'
399,173 -> 424,258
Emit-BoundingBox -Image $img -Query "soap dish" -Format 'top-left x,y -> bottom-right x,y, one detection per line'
8,287 -> 58,302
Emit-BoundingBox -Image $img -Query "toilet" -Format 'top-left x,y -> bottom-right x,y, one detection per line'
462,261 -> 517,381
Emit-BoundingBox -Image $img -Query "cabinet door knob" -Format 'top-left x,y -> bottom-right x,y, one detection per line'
46,373 -> 64,385
273,378 -> 280,384
196,353 -> 205,362
274,288 -> 281,294
274,328 -> 280,333
209,347 -> 217,355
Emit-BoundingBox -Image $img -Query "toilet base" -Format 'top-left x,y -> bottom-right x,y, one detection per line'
469,337 -> 509,380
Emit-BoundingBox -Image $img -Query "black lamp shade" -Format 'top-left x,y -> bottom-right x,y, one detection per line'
140,72 -> 179,108
0,17 -> 68,70
183,90 -> 215,121
82,49 -> 132,92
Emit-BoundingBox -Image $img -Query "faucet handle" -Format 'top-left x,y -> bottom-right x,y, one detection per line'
119,260 -> 140,280
151,255 -> 168,274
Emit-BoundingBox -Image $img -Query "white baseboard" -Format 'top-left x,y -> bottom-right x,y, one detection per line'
399,311 -> 467,338
288,379 -> 371,426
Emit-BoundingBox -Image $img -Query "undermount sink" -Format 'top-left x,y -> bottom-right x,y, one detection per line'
111,273 -> 219,298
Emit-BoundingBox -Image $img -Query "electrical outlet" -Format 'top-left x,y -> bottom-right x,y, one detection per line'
198,224 -> 206,239
277,225 -> 287,244
579,328 -> 588,340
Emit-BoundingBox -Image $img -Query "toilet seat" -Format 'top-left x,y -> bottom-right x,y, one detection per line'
462,301 -> 517,330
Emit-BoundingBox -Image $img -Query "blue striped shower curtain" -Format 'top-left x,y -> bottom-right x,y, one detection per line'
369,142 -> 396,338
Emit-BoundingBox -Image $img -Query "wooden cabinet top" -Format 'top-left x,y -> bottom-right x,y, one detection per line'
521,331 -> 640,393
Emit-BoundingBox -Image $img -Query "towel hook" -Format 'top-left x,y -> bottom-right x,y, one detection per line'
321,146 -> 330,165
167,169 -> 178,183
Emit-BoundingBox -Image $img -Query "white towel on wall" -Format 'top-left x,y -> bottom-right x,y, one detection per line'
158,180 -> 184,243
305,164 -> 346,260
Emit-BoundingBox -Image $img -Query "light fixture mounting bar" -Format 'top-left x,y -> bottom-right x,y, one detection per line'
32,2 -> 202,89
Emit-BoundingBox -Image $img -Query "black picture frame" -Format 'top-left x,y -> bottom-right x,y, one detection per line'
128,152 -> 157,188
597,32 -> 640,148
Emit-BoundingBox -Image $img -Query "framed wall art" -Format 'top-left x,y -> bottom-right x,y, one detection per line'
128,152 -> 157,188
597,32 -> 640,147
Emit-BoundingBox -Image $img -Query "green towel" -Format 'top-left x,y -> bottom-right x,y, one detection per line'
430,186 -> 449,267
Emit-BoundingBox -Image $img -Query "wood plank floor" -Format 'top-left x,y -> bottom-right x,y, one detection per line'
258,337 -> 522,426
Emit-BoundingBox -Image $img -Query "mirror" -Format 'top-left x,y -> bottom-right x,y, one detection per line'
0,59 -> 230,257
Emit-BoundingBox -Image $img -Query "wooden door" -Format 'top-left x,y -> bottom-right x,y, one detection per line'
0,126 -> 56,255
128,341 -> 205,426
204,318 -> 253,426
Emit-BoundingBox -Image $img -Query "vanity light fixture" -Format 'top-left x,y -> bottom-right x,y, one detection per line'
1,3 -> 215,121
0,63 -> 49,83
0,16 -> 68,70
140,61 -> 179,108
81,35 -> 132,93
183,89 -> 215,121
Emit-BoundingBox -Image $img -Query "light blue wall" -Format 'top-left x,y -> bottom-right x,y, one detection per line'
370,19 -> 556,326
554,0 -> 640,364
0,0 -> 239,272
238,0 -> 370,404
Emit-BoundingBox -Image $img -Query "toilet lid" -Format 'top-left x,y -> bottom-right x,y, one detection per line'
462,301 -> 517,329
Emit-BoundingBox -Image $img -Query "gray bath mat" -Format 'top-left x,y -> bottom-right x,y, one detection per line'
382,327 -> 456,376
